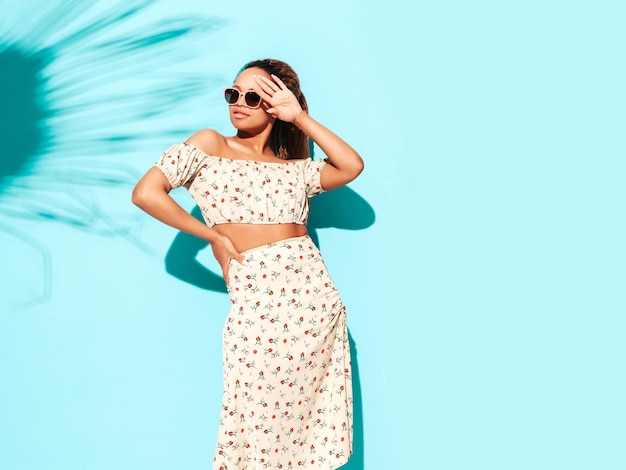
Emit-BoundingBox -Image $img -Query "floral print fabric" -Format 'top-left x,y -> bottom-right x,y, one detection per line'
154,143 -> 352,468
154,143 -> 326,227
215,235 -> 353,469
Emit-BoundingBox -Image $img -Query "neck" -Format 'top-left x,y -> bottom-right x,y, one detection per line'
236,127 -> 273,154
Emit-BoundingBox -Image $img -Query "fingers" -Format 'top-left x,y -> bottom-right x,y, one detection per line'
212,234 -> 248,286
253,76 -> 280,117
254,75 -> 277,99
221,253 -> 247,287
270,74 -> 286,90
254,74 -> 289,99
222,261 -> 230,286
222,247 -> 245,267
256,74 -> 282,90
253,74 -> 300,121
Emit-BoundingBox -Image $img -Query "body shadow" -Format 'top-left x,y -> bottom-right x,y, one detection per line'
341,331 -> 365,470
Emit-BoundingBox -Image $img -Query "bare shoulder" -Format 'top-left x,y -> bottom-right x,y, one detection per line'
184,129 -> 228,156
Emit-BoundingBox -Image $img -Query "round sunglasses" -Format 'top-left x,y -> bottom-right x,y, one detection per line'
224,88 -> 262,108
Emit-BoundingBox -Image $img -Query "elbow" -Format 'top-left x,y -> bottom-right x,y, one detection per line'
131,184 -> 149,209
348,155 -> 364,182
327,154 -> 364,189
132,168 -> 171,211
355,156 -> 365,176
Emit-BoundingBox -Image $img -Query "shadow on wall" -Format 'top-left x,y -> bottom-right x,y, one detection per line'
341,332 -> 365,470
165,186 -> 374,470
0,46 -> 53,310
0,0 -> 223,310
0,47 -> 49,194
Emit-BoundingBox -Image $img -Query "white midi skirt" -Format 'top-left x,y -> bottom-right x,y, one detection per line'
213,235 -> 353,470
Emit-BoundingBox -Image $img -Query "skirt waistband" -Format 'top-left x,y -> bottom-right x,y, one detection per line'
239,234 -> 314,257
227,234 -> 331,302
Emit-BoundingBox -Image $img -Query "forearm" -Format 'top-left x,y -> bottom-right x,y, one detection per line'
137,193 -> 217,242
293,112 -> 363,188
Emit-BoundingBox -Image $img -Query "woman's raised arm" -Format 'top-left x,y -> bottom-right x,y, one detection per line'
254,74 -> 364,190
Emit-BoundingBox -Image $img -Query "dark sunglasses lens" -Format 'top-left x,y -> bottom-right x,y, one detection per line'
224,88 -> 239,104
245,91 -> 261,107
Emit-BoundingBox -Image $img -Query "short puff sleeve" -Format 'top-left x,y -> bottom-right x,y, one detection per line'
154,143 -> 208,189
304,158 -> 327,198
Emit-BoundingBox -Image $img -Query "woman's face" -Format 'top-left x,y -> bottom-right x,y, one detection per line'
228,67 -> 274,132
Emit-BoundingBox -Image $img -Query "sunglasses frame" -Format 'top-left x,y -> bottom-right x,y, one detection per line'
224,87 -> 263,109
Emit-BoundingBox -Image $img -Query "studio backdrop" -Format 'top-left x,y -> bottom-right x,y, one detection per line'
1,1 -> 624,469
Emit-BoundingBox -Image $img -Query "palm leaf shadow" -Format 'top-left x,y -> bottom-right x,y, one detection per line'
0,0 -> 225,310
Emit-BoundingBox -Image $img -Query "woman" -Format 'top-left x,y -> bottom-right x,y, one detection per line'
132,59 -> 363,469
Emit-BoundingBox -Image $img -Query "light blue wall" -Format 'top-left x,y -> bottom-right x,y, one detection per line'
1,1 -> 625,469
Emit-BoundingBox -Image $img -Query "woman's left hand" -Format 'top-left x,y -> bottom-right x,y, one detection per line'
254,74 -> 304,123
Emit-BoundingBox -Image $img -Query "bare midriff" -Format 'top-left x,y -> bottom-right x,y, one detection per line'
214,223 -> 308,253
